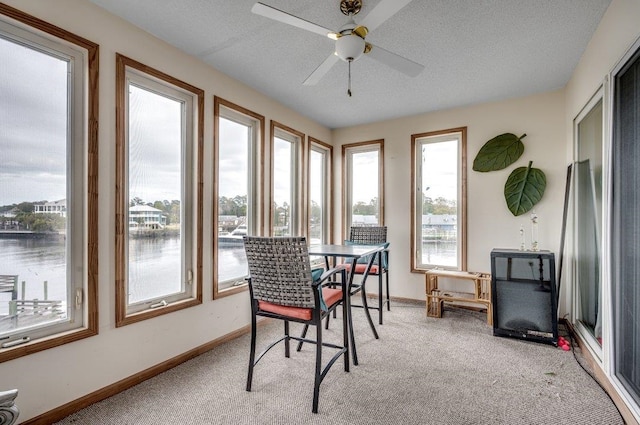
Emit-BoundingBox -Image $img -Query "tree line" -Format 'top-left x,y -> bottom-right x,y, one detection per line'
423,196 -> 457,215
1,194 -> 455,233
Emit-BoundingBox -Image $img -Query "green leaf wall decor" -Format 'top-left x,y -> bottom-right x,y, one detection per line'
504,161 -> 546,216
473,133 -> 526,172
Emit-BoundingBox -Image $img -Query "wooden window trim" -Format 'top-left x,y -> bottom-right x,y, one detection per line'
410,127 -> 467,272
269,121 -> 305,236
341,139 -> 385,241
0,4 -> 99,362
213,96 -> 265,299
115,54 -> 204,327
308,137 -> 333,244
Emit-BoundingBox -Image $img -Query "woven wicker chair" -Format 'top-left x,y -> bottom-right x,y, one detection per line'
243,236 -> 349,414
345,226 -> 390,326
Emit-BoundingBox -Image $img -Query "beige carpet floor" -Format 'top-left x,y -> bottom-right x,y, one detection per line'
55,301 -> 624,424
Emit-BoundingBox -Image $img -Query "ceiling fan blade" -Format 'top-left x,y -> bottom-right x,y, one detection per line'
303,54 -> 340,86
251,2 -> 337,39
366,43 -> 424,77
360,0 -> 414,32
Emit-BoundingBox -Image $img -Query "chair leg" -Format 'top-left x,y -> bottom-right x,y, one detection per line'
360,280 -> 379,339
342,296 -> 350,372
312,323 -> 322,413
246,313 -> 257,392
378,271 -> 383,325
348,296 -> 358,366
296,324 -> 309,352
385,270 -> 390,311
284,321 -> 290,358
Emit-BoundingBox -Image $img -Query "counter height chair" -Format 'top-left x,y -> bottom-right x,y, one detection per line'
345,226 -> 390,326
243,236 -> 349,414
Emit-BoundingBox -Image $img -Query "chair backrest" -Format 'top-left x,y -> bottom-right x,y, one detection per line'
349,226 -> 387,244
243,236 -> 315,308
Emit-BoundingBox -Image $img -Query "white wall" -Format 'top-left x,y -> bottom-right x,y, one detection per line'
0,0 -> 331,422
332,90 -> 566,301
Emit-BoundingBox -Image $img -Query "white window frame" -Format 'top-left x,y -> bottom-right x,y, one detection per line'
411,128 -> 467,271
0,5 -> 98,362
214,97 -> 264,297
571,86 -> 605,361
342,140 -> 385,238
115,54 -> 203,326
270,121 -> 305,236
308,137 -> 333,244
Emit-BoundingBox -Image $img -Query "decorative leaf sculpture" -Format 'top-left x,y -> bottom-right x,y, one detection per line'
504,161 -> 546,216
473,133 -> 526,172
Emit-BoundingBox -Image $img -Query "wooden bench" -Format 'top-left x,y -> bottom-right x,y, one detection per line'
425,269 -> 492,325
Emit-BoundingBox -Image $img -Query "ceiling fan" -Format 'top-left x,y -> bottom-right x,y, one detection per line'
251,0 -> 424,96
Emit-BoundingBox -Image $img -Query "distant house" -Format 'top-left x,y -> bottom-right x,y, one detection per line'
34,199 -> 66,217
129,205 -> 167,229
422,214 -> 457,232
219,215 -> 241,226
218,215 -> 244,233
351,215 -> 378,226
0,208 -> 17,219
0,208 -> 19,229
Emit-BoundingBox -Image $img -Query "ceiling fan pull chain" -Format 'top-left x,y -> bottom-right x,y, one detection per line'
348,60 -> 352,97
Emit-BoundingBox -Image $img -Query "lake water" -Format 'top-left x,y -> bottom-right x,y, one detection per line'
421,241 -> 457,267
0,237 -> 249,314
0,237 -> 67,315
0,237 -> 456,314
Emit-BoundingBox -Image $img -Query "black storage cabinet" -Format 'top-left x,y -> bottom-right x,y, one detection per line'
490,249 -> 558,345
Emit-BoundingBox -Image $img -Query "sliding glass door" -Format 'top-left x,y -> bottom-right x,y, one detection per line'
612,42 -> 640,407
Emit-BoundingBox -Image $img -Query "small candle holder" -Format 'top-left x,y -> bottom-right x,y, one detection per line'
519,224 -> 526,251
530,211 -> 539,251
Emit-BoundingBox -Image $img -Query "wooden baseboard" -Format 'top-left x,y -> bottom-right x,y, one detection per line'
20,322 -> 256,425
561,319 -> 639,425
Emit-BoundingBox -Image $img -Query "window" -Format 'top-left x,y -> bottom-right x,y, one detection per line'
411,128 -> 467,271
308,138 -> 333,244
0,5 -> 98,362
271,121 -> 304,236
115,54 -> 203,326
342,140 -> 384,237
214,97 -> 264,296
572,88 -> 603,355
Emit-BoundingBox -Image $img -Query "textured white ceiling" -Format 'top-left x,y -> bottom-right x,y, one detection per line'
89,0 -> 612,129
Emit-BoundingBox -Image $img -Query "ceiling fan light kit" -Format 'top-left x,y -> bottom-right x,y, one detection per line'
335,34 -> 365,62
252,0 -> 424,96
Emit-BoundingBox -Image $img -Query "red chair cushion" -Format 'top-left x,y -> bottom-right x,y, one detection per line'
343,263 -> 380,274
258,288 -> 343,321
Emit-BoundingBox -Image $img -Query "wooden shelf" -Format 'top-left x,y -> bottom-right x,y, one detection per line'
425,269 -> 492,324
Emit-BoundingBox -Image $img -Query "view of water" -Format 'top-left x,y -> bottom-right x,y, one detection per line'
0,237 -> 67,316
218,245 -> 249,288
0,237 -> 457,315
128,237 -> 182,303
421,241 -> 457,267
